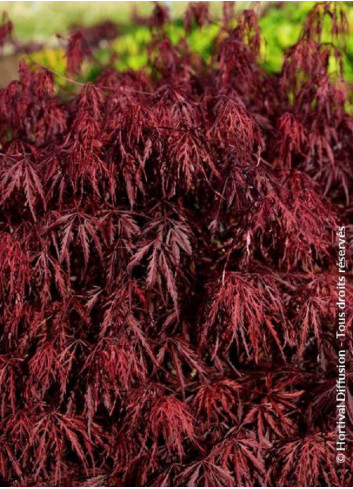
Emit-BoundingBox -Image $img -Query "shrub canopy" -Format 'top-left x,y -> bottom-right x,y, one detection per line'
0,2 -> 352,486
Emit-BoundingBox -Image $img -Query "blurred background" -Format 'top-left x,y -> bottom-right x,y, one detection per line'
0,1 -> 352,87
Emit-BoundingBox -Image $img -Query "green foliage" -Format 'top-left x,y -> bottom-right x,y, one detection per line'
259,1 -> 353,79
29,2 -> 353,84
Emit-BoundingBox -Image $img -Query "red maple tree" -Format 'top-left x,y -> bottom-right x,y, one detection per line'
0,2 -> 352,486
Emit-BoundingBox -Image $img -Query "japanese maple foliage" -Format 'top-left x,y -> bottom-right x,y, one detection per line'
0,2 -> 352,487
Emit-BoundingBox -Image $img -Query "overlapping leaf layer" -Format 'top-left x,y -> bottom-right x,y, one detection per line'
0,3 -> 352,486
